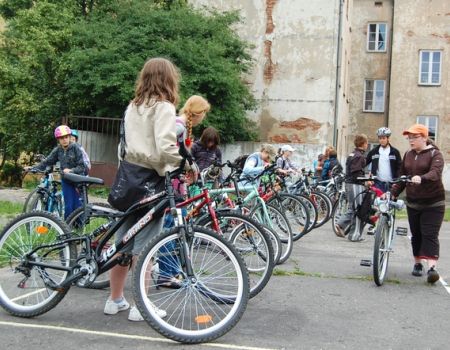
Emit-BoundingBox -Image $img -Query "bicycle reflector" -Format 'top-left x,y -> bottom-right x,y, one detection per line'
35,226 -> 49,235
195,315 -> 212,324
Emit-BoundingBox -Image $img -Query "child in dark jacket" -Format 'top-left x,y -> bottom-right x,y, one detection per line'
335,134 -> 369,242
191,126 -> 222,171
30,125 -> 86,219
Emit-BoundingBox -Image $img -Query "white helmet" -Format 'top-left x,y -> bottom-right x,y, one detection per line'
377,127 -> 391,137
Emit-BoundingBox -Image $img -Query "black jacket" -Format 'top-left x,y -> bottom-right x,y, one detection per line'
345,148 -> 366,183
366,144 -> 402,179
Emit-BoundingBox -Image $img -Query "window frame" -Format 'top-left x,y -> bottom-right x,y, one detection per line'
363,79 -> 386,113
416,115 -> 438,141
366,23 -> 388,53
418,50 -> 442,86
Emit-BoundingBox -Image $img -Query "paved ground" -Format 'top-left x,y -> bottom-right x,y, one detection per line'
0,188 -> 449,349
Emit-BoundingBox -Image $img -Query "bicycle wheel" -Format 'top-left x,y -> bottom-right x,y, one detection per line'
65,203 -> 114,289
133,225 -> 249,344
22,188 -> 40,213
29,191 -> 64,218
310,191 -> 332,228
268,194 -> 309,241
332,193 -> 348,236
0,211 -> 76,317
251,204 -> 293,264
198,211 -> 274,298
373,216 -> 390,286
296,194 -> 317,234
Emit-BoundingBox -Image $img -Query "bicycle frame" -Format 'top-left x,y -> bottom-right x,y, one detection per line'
19,168 -> 198,290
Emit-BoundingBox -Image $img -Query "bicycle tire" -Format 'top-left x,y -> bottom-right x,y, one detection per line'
250,203 -> 293,264
332,193 -> 348,236
65,202 -> 114,289
296,194 -> 317,234
197,211 -> 274,298
133,225 -> 249,344
29,191 -> 64,218
267,194 -> 310,241
373,216 -> 390,286
0,211 -> 76,317
310,191 -> 332,228
22,188 -> 40,213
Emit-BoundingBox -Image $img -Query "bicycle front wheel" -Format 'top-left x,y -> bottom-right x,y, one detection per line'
133,225 -> 249,344
0,212 -> 75,317
373,216 -> 390,286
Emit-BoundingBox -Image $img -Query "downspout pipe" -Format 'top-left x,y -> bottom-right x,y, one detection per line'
333,0 -> 344,148
386,0 -> 395,127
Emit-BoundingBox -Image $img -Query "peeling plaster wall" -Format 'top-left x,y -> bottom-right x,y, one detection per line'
191,0 -> 342,147
388,0 -> 450,188
347,0 -> 393,153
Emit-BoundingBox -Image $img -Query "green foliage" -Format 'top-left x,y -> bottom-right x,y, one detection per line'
0,200 -> 22,214
0,0 -> 256,165
0,161 -> 23,186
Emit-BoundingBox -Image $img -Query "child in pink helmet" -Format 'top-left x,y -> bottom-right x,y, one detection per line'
27,125 -> 87,218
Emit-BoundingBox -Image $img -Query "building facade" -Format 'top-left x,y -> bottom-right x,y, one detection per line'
191,0 -> 351,149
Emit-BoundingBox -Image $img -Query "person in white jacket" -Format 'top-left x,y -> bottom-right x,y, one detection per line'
104,57 -> 189,321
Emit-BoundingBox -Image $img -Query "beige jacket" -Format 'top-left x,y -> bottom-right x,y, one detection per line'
119,100 -> 183,176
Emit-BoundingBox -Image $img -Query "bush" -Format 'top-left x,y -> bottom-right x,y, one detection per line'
0,161 -> 23,187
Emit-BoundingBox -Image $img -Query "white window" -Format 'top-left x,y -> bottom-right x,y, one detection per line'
363,79 -> 385,112
367,23 -> 387,52
417,115 -> 438,141
419,51 -> 442,85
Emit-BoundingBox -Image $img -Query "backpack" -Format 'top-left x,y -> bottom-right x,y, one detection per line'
233,154 -> 249,170
355,191 -> 376,224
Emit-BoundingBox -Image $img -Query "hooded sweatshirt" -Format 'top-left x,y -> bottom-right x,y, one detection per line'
391,146 -> 445,206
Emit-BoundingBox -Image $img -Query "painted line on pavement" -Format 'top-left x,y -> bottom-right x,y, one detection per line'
0,321 -> 277,350
11,289 -> 46,302
439,278 -> 450,295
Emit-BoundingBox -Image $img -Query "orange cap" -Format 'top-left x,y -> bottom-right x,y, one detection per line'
402,124 -> 428,138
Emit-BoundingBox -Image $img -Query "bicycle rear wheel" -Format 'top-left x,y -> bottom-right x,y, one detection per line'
133,225 -> 249,344
373,216 -> 390,286
0,212 -> 75,317
332,193 -> 348,236
65,203 -> 114,289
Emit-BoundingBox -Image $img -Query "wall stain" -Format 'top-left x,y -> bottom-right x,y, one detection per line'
430,33 -> 450,44
280,117 -> 322,131
264,0 -> 277,84
265,0 -> 277,34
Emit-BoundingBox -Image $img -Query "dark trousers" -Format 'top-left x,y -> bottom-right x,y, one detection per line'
407,205 -> 444,259
374,180 -> 389,193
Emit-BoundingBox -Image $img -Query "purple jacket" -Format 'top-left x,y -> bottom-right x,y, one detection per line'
191,141 -> 222,171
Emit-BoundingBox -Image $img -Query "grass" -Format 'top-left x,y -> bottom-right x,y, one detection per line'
0,201 -> 23,215
87,185 -> 110,199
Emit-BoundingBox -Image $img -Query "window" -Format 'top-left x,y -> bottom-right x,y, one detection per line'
364,79 -> 385,112
419,50 -> 442,85
417,116 -> 438,141
367,23 -> 387,52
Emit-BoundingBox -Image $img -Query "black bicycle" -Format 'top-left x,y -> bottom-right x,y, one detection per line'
0,152 -> 249,344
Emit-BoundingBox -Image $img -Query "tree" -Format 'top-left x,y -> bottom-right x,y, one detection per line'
0,0 -> 256,166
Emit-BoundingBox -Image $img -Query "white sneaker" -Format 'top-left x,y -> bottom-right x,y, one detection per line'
128,303 -> 167,321
104,297 -> 130,315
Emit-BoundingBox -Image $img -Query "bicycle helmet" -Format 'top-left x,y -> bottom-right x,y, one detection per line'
71,129 -> 79,140
54,125 -> 72,139
376,127 -> 391,137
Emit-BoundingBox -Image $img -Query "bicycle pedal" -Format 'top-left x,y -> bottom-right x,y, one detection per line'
360,259 -> 372,267
396,227 -> 408,236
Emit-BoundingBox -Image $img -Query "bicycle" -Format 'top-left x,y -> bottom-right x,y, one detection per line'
0,151 -> 250,344
360,176 -> 410,286
23,166 -> 64,218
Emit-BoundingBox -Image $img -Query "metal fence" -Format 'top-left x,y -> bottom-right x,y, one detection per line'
64,116 -> 121,186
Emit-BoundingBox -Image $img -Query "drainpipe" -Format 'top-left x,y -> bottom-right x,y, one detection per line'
333,0 -> 344,149
386,0 -> 395,127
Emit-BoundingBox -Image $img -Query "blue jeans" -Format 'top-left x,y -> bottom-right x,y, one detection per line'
61,179 -> 82,220
158,209 -> 187,279
374,180 -> 389,194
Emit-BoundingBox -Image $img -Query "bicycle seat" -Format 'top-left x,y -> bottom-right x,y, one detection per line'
62,173 -> 104,186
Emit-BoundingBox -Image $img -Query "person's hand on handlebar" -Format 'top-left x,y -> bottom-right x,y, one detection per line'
411,175 -> 421,184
